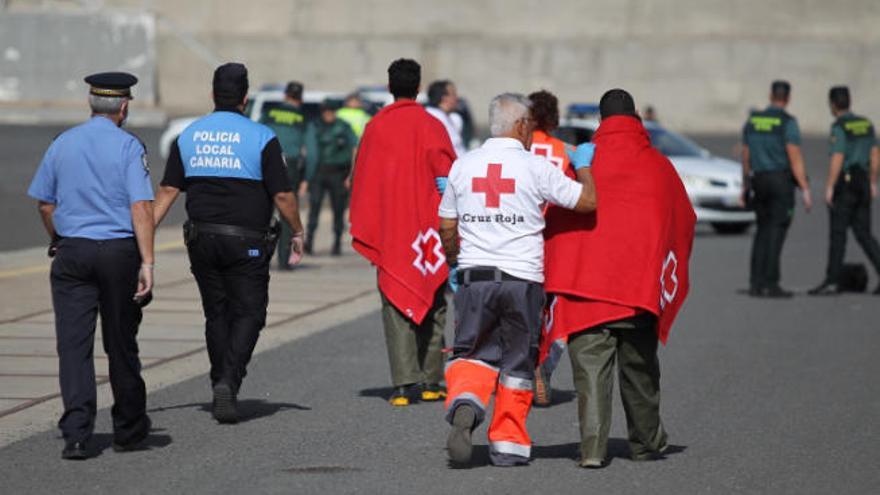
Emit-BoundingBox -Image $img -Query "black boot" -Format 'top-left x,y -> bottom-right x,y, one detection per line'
331,237 -> 342,256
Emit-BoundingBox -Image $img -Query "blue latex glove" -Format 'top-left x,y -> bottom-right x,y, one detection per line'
435,177 -> 448,194
447,265 -> 459,293
566,143 -> 596,170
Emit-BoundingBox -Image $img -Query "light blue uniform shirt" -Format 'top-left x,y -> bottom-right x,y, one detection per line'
27,116 -> 154,240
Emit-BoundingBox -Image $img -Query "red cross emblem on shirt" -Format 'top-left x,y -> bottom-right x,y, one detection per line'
531,143 -> 564,171
472,163 -> 516,208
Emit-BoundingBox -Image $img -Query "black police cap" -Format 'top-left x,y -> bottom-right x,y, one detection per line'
84,72 -> 138,98
213,63 -> 249,102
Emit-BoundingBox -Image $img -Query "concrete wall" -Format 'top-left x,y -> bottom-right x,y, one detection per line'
4,0 -> 880,133
0,8 -> 157,106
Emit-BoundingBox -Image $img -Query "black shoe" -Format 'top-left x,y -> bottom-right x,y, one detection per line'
872,283 -> 880,295
212,383 -> 239,424
112,417 -> 151,452
61,440 -> 89,460
747,286 -> 763,297
760,286 -> 793,298
331,239 -> 342,256
447,405 -> 476,465
808,282 -> 841,296
303,239 -> 314,255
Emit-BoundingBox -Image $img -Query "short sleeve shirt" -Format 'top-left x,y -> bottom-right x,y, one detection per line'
742,106 -> 800,173
161,111 -> 290,229
830,112 -> 875,171
27,116 -> 153,240
439,137 -> 582,282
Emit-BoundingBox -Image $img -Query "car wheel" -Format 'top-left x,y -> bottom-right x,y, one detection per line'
711,222 -> 751,235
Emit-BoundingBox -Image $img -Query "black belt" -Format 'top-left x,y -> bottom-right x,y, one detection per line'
191,222 -> 268,241
457,268 -> 530,284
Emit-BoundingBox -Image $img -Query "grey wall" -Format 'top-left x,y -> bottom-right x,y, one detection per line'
0,9 -> 157,105
4,0 -> 880,133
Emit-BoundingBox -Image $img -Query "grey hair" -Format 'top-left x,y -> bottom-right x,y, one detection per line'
88,94 -> 127,115
488,93 -> 531,137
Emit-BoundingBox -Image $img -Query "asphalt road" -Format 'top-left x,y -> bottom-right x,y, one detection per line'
1,127 -> 879,494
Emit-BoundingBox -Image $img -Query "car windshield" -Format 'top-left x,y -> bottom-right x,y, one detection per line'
647,127 -> 705,157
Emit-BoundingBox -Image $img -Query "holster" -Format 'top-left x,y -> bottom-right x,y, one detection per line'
266,216 -> 281,258
183,220 -> 198,246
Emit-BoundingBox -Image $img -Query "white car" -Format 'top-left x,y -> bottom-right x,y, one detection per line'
554,117 -> 755,234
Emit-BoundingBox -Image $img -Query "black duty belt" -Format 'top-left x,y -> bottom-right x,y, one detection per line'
192,222 -> 268,240
457,268 -> 530,284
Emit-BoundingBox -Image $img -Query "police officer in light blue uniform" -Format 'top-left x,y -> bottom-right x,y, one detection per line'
153,63 -> 306,424
27,72 -> 156,460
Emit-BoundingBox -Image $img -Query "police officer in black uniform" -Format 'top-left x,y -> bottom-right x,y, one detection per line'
27,72 -> 155,459
741,80 -> 812,298
153,63 -> 306,423
809,86 -> 880,295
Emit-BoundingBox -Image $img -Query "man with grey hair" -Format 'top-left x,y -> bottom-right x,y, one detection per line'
28,72 -> 155,459
438,92 -> 598,467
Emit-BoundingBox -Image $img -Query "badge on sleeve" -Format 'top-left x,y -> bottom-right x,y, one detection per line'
141,153 -> 150,173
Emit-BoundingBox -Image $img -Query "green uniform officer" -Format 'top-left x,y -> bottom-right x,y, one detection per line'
809,86 -> 880,295
259,81 -> 318,270
303,100 -> 358,255
741,80 -> 812,298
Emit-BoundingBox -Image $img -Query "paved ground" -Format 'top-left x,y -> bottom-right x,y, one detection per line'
0,130 -> 879,493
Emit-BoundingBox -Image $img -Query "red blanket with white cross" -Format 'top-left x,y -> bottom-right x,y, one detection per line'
541,116 -> 696,358
349,100 -> 456,324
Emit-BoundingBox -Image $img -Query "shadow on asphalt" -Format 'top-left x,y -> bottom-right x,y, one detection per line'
448,441 -> 687,469
147,400 -> 311,423
88,430 -> 173,457
358,387 -> 394,401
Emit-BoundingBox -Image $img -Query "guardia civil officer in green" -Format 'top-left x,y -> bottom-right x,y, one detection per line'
303,99 -> 358,255
259,81 -> 318,269
153,63 -> 306,424
27,72 -> 155,459
741,80 -> 812,298
809,86 -> 880,295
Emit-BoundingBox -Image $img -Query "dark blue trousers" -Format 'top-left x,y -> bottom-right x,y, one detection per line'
50,237 -> 149,444
186,231 -> 271,393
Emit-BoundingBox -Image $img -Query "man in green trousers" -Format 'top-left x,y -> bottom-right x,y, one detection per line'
303,100 -> 358,255
542,89 -> 696,468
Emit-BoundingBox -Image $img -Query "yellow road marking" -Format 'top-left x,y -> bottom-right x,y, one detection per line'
0,240 -> 184,280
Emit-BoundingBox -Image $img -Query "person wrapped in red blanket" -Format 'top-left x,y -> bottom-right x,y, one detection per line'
542,89 -> 696,468
349,59 -> 456,406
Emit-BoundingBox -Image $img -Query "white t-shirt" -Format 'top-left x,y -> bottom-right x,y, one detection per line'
438,137 -> 583,283
426,106 -> 467,158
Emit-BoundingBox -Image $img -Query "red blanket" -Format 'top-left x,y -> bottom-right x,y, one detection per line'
541,115 -> 695,357
349,100 -> 456,324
